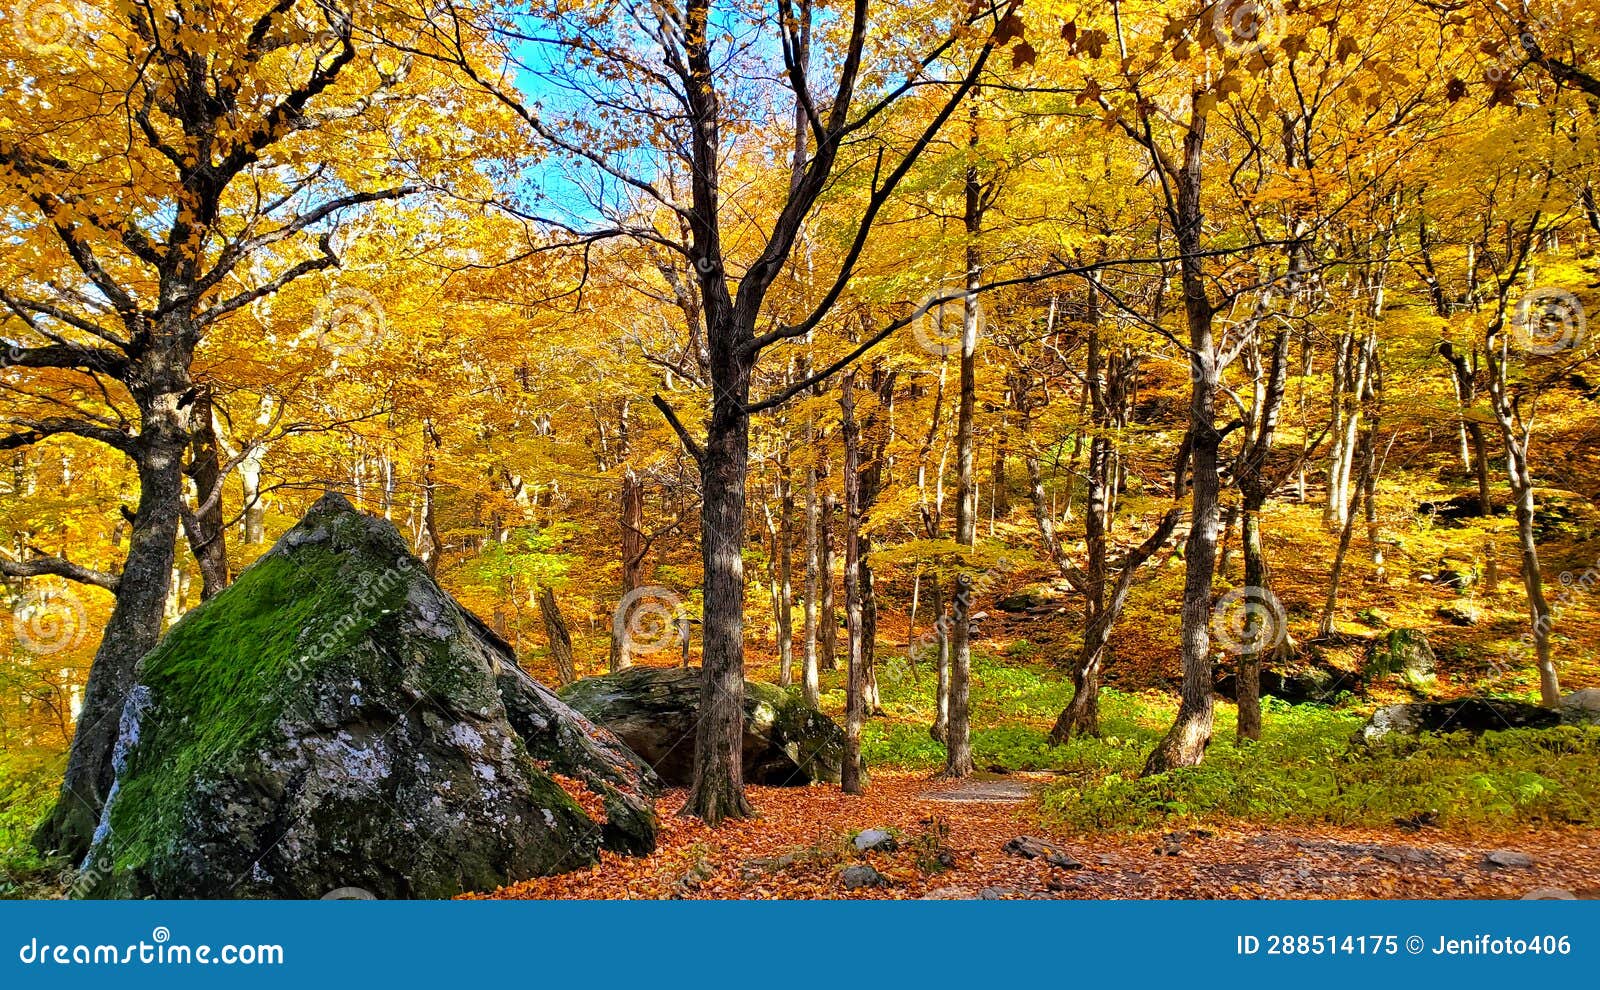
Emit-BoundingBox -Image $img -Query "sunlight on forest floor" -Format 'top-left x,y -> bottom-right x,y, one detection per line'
481,772 -> 1600,900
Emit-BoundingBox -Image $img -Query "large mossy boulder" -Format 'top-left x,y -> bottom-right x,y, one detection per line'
80,493 -> 658,899
1362,628 -> 1437,692
560,666 -> 846,786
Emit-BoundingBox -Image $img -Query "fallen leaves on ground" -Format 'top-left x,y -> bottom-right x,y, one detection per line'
477,772 -> 1600,900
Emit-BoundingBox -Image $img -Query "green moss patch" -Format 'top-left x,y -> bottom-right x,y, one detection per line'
103,543 -> 408,875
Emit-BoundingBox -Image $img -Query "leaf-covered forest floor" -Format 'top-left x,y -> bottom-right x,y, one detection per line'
483,773 -> 1600,900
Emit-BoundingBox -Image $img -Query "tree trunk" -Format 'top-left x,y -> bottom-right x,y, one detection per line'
680,345 -> 754,824
1232,331 -> 1289,743
928,577 -> 950,743
1319,419 -> 1377,636
35,380 -> 191,859
801,464 -> 820,708
1143,112 -> 1220,777
775,472 -> 795,687
1049,644 -> 1103,742
238,441 -> 266,545
840,373 -> 866,794
1440,343 -> 1493,516
943,124 -> 982,781
538,585 -> 576,687
183,386 -> 229,600
1236,497 -> 1267,742
945,572 -> 974,778
1508,448 -> 1561,705
611,466 -> 646,672
861,553 -> 881,714
818,491 -> 838,672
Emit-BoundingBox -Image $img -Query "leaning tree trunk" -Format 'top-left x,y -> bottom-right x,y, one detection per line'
1507,447 -> 1561,706
1485,310 -> 1561,706
1233,331 -> 1289,743
1049,641 -> 1105,743
538,585 -> 576,687
35,373 -> 191,859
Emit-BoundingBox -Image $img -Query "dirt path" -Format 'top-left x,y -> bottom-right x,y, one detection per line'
480,772 -> 1600,900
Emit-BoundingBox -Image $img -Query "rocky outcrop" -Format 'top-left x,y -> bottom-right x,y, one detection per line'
560,665 -> 846,786
1560,688 -> 1600,725
1213,660 -> 1359,705
79,493 -> 657,899
1356,698 -> 1561,742
1362,629 -> 1437,692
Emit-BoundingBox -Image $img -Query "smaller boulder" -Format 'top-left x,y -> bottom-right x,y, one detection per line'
841,865 -> 887,889
560,666 -> 846,786
995,584 -> 1054,612
1358,699 -> 1561,742
1214,660 -> 1358,704
853,829 -> 898,854
1363,629 -> 1437,692
1002,835 -> 1081,869
1560,688 -> 1600,726
1437,602 -> 1480,627
1484,850 -> 1535,869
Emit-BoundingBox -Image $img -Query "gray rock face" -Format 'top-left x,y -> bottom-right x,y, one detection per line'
840,865 -> 887,889
559,665 -> 846,786
79,493 -> 657,899
1484,850 -> 1535,869
1561,688 -> 1600,725
1002,835 -> 1082,869
853,829 -> 897,853
1213,659 -> 1359,704
1362,629 -> 1437,692
1357,698 -> 1561,743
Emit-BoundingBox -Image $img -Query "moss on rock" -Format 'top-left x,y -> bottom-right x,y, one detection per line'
80,493 -> 657,899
